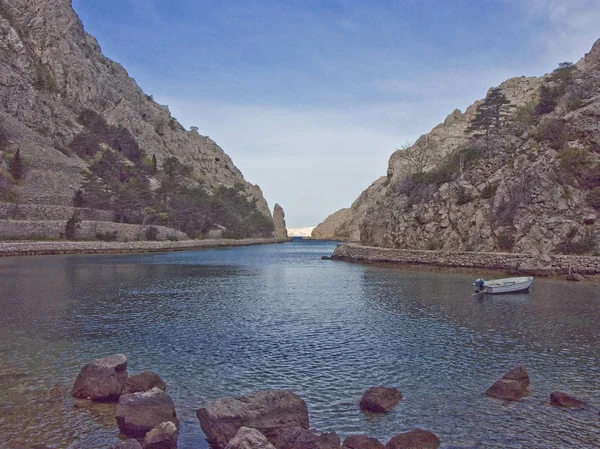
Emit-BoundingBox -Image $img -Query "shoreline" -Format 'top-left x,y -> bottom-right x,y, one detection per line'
0,237 -> 291,257
331,242 -> 600,277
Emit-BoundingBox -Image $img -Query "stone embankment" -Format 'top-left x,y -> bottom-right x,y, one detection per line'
0,238 -> 289,257
331,243 -> 600,275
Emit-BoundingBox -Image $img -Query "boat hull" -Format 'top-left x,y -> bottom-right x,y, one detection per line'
474,277 -> 534,294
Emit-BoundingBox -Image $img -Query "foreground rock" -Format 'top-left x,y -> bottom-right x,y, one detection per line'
116,388 -> 178,438
144,421 -> 178,449
124,372 -> 167,394
550,392 -> 584,408
486,365 -> 530,401
276,427 -> 339,449
359,386 -> 402,413
386,429 -> 440,449
111,440 -> 143,449
225,427 -> 276,449
197,389 -> 309,449
71,354 -> 128,401
342,435 -> 385,449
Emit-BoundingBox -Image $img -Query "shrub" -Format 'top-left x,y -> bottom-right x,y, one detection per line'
586,188 -> 600,210
425,239 -> 443,250
480,183 -> 498,199
167,235 -> 179,242
512,102 -> 537,126
567,97 -> 584,111
95,231 -> 118,241
73,189 -> 85,207
8,148 -> 23,181
65,212 -> 81,240
535,119 -> 572,149
555,229 -> 598,255
496,229 -> 515,251
456,186 -> 474,205
535,85 -> 558,116
145,226 -> 159,241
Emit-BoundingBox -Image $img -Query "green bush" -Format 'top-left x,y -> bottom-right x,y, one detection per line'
456,186 -> 474,205
480,183 -> 498,199
567,97 -> 584,111
95,231 -> 118,242
586,188 -> 600,210
496,229 -> 515,251
555,229 -> 598,255
65,212 -> 81,240
512,102 -> 537,126
425,239 -> 443,251
145,226 -> 159,241
535,119 -> 572,149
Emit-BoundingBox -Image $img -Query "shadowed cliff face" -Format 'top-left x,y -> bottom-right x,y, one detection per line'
0,0 -> 271,219
318,38 -> 600,255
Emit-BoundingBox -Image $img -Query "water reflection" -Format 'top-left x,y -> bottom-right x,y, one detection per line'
0,241 -> 599,448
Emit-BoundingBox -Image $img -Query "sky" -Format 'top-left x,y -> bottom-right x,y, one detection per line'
71,0 -> 600,228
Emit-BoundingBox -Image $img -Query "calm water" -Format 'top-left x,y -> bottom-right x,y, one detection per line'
0,239 -> 599,449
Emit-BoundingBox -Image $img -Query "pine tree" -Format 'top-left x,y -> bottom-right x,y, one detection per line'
467,88 -> 512,136
152,154 -> 157,173
9,148 -> 23,181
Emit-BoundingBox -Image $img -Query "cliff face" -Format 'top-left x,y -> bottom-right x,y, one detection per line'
272,203 -> 288,239
0,0 -> 271,219
324,39 -> 600,255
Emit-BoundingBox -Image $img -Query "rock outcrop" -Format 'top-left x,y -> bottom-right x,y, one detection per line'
359,386 -> 402,413
197,390 -> 310,449
311,177 -> 386,241
550,391 -> 584,408
486,366 -> 530,401
273,204 -> 289,239
318,39 -> 600,255
143,421 -> 179,449
123,372 -> 167,395
275,427 -> 340,449
342,435 -> 385,449
385,429 -> 440,449
115,388 -> 178,438
225,427 -> 276,449
0,0 -> 274,239
71,354 -> 128,401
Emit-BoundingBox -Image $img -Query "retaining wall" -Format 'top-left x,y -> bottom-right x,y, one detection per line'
331,243 -> 600,275
0,203 -> 114,221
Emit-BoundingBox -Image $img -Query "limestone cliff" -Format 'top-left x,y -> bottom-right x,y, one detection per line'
0,0 -> 273,236
325,39 -> 600,255
311,177 -> 386,241
272,203 -> 288,239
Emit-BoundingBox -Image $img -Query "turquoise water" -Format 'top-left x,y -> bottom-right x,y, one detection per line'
0,239 -> 599,448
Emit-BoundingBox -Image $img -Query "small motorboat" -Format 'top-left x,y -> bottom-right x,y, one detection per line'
473,276 -> 533,294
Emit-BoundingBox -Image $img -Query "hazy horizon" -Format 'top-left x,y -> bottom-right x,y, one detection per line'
72,0 -> 600,227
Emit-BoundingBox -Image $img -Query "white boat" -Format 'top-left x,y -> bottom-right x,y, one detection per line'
473,276 -> 533,294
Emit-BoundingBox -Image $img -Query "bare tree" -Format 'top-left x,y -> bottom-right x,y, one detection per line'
395,136 -> 437,176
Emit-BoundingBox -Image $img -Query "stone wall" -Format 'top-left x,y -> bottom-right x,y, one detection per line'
0,220 -> 188,242
332,243 -> 600,275
0,203 -> 114,221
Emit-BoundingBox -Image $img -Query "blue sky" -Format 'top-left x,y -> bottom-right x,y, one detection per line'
71,0 -> 600,228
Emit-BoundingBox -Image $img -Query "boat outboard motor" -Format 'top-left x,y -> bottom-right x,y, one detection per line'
474,278 -> 485,292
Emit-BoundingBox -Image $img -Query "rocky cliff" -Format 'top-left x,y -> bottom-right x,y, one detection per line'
272,203 -> 288,240
318,39 -> 600,255
0,0 -> 274,238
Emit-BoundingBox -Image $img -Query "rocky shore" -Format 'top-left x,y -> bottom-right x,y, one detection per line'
331,243 -> 600,276
0,238 -> 290,258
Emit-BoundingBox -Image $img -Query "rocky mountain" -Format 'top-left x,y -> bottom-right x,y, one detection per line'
314,39 -> 600,256
0,0 -> 276,240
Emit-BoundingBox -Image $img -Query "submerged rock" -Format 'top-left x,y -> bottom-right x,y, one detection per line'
342,435 -> 385,449
143,421 -> 178,449
359,386 -> 402,413
197,389 -> 309,449
550,392 -> 584,408
276,427 -> 339,449
71,354 -> 128,401
385,429 -> 440,449
486,365 -> 530,401
124,372 -> 167,394
111,440 -> 143,449
225,427 -> 276,449
116,387 -> 178,438
502,365 -> 530,389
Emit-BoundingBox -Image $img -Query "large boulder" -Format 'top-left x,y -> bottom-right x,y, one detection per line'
111,440 -> 143,449
124,372 -> 167,394
143,421 -> 178,449
342,435 -> 385,449
359,386 -> 402,413
385,429 -> 440,449
225,427 -> 276,449
71,354 -> 128,401
116,388 -> 178,438
550,392 -> 584,408
197,390 -> 309,449
486,365 -> 530,401
276,427 -> 339,449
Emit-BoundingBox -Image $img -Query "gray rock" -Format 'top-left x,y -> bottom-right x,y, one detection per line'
197,390 -> 309,449
486,379 -> 525,401
550,391 -> 584,408
116,387 -> 178,438
502,365 -> 530,389
111,440 -> 143,449
385,429 -> 440,449
124,372 -> 167,395
143,421 -> 178,449
71,354 -> 128,401
275,428 -> 338,449
359,386 -> 402,413
272,204 -> 289,239
225,427 -> 276,449
342,435 -> 385,449
566,273 -> 584,282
